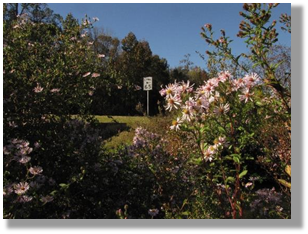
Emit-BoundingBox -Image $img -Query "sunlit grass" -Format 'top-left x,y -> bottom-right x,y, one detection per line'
95,115 -> 152,149
95,115 -> 172,149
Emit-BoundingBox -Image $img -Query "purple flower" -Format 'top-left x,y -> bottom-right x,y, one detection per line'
33,83 -> 43,93
14,182 -> 30,195
29,166 -> 43,175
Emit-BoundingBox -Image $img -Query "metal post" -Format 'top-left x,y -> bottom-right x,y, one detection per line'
147,90 -> 149,116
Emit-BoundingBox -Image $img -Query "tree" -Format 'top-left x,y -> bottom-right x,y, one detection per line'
3,3 -> 62,27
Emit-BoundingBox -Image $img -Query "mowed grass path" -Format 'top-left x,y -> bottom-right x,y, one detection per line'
95,116 -> 152,149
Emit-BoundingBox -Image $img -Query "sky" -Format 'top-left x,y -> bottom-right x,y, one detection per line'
46,4 -> 289,68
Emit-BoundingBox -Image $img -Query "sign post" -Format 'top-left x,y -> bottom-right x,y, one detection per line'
143,77 -> 152,116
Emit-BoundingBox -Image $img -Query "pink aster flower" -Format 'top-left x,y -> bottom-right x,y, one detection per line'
82,72 -> 91,77
195,97 -> 209,112
203,147 -> 215,162
218,71 -> 232,82
148,208 -> 159,217
41,195 -> 54,203
218,136 -> 227,145
9,121 -> 18,128
92,17 -> 99,22
50,88 -> 60,93
82,19 -> 90,26
239,88 -> 254,103
165,95 -> 181,111
232,78 -> 245,91
245,182 -> 253,188
3,146 -> 10,155
204,23 -> 212,30
213,103 -> 230,115
17,195 -> 33,203
243,73 -> 261,87
15,155 -> 31,164
159,88 -> 166,96
181,108 -> 193,121
218,37 -> 225,43
30,181 -> 41,189
34,142 -> 41,149
163,83 -> 177,98
33,83 -> 43,93
170,117 -> 183,131
185,97 -> 196,111
14,182 -> 30,195
207,78 -> 219,88
178,80 -> 194,94
203,83 -> 215,96
29,166 -> 43,175
91,73 -> 100,78
134,85 -> 142,91
4,184 -> 14,196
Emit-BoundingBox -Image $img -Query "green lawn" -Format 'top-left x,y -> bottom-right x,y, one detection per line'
95,115 -> 172,149
95,115 -> 152,149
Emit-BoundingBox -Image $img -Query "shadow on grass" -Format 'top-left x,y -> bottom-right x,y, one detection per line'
96,122 -> 130,141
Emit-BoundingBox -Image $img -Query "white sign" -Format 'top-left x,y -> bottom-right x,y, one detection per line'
143,77 -> 152,91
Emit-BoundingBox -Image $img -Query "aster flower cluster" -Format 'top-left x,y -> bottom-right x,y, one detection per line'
3,138 -> 58,206
3,139 -> 33,164
129,127 -> 185,181
160,71 -> 262,131
63,119 -> 103,157
129,127 -> 167,160
250,187 -> 283,217
148,208 -> 159,217
132,127 -> 161,148
12,13 -> 30,29
203,136 -> 228,162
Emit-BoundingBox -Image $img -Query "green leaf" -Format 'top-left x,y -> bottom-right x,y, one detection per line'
59,183 -> 69,190
181,211 -> 189,216
278,179 -> 291,189
233,157 -> 240,163
191,157 -> 202,165
50,190 -> 58,196
231,154 -> 241,163
224,156 -> 233,161
256,101 -> 264,107
235,54 -> 241,62
218,126 -> 226,133
181,199 -> 188,210
226,177 -> 236,184
239,170 -> 248,178
285,165 -> 291,177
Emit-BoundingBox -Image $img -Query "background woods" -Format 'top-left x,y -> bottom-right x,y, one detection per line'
3,3 -> 291,219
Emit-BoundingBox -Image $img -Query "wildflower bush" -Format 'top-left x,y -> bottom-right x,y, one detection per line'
3,13 -> 107,218
160,71 -> 290,218
156,3 -> 291,218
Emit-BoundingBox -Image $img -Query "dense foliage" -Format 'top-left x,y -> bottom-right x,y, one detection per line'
3,3 -> 290,219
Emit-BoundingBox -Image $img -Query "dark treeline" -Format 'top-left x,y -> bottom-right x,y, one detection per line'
4,3 -> 209,116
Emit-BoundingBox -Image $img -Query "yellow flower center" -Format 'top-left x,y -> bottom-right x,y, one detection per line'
183,109 -> 189,114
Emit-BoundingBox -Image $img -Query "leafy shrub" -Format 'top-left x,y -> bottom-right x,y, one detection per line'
159,70 -> 290,218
